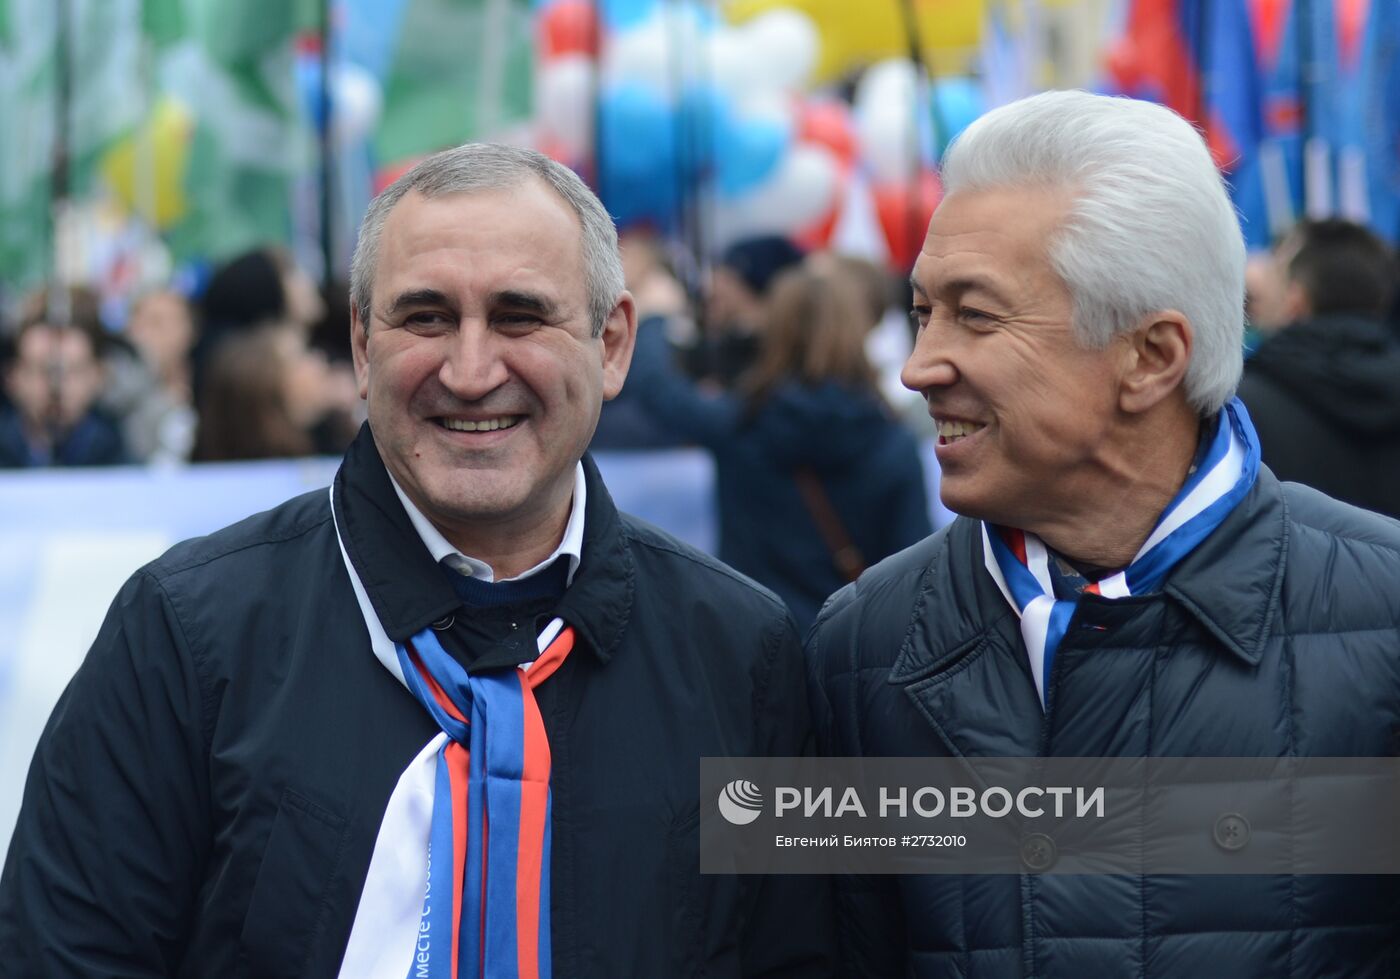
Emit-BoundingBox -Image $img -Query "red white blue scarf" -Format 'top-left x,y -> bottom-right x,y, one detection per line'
982,398 -> 1261,709
334,495 -> 568,979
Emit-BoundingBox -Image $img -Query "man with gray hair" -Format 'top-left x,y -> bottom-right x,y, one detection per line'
807,90 -> 1400,976
0,143 -> 833,976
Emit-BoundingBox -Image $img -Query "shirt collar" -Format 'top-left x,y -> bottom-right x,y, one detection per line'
388,463 -> 587,587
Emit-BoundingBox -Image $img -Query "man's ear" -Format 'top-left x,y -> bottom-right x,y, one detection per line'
599,291 -> 638,401
351,305 -> 370,400
1119,311 -> 1192,415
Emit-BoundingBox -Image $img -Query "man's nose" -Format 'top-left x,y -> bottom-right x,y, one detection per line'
900,320 -> 958,393
439,322 -> 510,401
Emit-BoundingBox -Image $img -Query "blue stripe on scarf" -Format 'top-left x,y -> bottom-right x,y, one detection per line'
479,673 -> 525,977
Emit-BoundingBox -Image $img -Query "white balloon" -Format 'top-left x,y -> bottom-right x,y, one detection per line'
856,101 -> 918,185
332,62 -> 383,145
704,26 -> 764,98
536,55 -> 596,158
853,58 -> 920,121
603,18 -> 674,93
725,143 -> 841,239
739,9 -> 820,92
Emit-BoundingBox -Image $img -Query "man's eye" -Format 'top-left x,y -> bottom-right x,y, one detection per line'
497,312 -> 543,329
405,311 -> 450,327
958,307 -> 995,325
909,307 -> 931,329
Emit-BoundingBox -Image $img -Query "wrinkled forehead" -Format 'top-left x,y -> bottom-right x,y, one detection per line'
915,185 -> 1071,289
381,181 -> 583,271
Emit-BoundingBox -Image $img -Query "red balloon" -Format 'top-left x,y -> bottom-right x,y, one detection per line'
539,0 -> 599,60
797,99 -> 857,171
873,170 -> 942,272
794,205 -> 841,251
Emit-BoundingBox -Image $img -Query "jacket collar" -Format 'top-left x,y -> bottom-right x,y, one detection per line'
1160,465 -> 1288,666
333,423 -> 634,665
891,466 -> 1289,684
886,471 -> 1288,757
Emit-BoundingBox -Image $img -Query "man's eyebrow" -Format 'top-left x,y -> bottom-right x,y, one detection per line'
491,289 -> 560,318
382,288 -> 452,317
912,273 -> 1013,306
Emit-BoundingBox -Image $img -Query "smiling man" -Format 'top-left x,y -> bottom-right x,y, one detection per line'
806,91 -> 1400,977
0,144 -> 832,977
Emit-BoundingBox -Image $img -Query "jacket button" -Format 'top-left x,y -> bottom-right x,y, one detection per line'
431,615 -> 454,631
1213,812 -> 1251,851
1020,833 -> 1057,872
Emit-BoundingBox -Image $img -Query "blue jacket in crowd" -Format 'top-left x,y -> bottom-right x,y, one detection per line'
626,318 -> 932,631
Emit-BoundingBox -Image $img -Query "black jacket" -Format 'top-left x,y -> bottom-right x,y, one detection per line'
1238,314 -> 1400,519
807,467 -> 1400,977
0,425 -> 834,977
626,319 -> 932,631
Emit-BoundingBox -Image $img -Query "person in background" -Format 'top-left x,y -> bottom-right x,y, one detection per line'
807,90 -> 1400,977
305,278 -> 370,456
1236,219 -> 1400,519
0,305 -> 125,468
683,234 -> 805,388
192,323 -> 331,462
589,229 -> 690,449
193,246 -> 326,401
122,288 -> 199,464
627,259 -> 931,631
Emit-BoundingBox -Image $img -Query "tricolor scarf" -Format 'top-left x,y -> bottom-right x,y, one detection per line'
334,492 -> 568,979
982,398 -> 1261,709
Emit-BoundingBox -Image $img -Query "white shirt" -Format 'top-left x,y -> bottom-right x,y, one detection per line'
389,463 -> 587,587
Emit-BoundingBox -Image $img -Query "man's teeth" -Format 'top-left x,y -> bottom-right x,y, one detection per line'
936,419 -> 985,441
442,416 -> 521,432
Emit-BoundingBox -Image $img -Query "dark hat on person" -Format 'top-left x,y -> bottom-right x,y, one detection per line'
718,236 -> 806,296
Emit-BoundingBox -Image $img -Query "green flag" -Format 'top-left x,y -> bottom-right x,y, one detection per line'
140,0 -> 184,50
374,0 -> 533,164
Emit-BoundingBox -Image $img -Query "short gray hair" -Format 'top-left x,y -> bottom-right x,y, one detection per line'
940,90 -> 1245,416
349,143 -> 625,337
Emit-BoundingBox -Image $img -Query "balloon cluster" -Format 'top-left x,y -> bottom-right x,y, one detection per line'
533,0 -> 986,268
535,0 -> 848,250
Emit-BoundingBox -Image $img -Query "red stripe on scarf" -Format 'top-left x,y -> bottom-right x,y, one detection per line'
1000,527 -> 1028,565
445,741 -> 470,978
515,628 -> 571,977
409,644 -> 468,724
516,674 -> 550,978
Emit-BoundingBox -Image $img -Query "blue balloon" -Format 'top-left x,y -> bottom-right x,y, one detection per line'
715,108 -> 791,198
932,77 -> 985,147
675,86 -> 728,177
602,0 -> 657,30
598,84 -> 681,229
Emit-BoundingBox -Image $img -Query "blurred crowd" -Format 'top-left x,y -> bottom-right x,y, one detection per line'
0,247 -> 362,469
1,218 -> 1398,627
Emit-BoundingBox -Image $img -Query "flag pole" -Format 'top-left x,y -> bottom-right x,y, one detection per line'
45,0 -> 75,459
897,0 -> 941,271
318,0 -> 335,291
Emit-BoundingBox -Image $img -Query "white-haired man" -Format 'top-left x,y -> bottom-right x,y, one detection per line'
0,144 -> 833,977
807,90 -> 1400,977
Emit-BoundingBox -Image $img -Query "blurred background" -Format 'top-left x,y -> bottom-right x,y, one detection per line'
1,0 -> 1398,849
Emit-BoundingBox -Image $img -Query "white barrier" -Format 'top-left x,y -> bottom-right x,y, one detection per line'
0,446 -> 948,854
